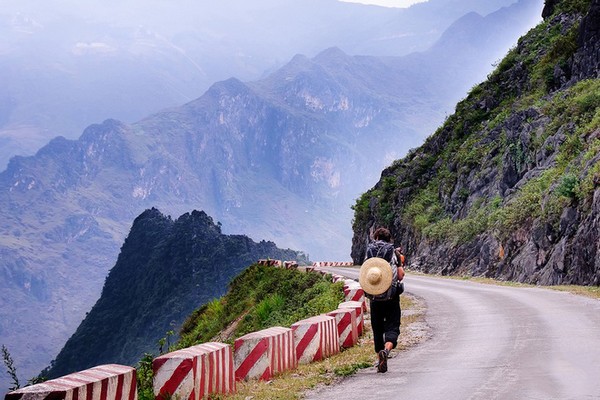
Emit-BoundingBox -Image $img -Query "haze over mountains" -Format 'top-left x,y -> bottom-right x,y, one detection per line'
0,0 -> 544,394
0,0 -> 539,169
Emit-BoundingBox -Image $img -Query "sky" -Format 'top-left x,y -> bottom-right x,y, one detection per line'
339,0 -> 428,7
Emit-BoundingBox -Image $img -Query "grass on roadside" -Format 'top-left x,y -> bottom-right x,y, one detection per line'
463,276 -> 600,299
410,270 -> 600,300
542,285 -> 600,299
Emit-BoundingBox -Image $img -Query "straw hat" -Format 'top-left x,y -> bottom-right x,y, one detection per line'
359,257 -> 392,296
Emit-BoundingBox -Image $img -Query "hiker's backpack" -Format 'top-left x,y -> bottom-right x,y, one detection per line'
364,240 -> 399,301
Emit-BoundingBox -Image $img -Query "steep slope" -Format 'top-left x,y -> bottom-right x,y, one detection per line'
352,0 -> 600,285
42,208 -> 306,378
0,2 -> 544,391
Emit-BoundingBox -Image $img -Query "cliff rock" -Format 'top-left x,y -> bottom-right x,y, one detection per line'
352,0 -> 600,285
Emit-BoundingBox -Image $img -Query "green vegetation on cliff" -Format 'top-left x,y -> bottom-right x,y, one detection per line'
352,0 -> 599,285
177,264 -> 344,347
136,264 -> 343,400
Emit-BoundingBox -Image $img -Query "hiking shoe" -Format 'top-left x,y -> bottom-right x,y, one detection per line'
377,350 -> 388,373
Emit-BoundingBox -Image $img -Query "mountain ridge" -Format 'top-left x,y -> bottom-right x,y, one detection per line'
0,0 -> 531,170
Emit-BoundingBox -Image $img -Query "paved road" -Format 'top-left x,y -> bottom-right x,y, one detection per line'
306,268 -> 600,400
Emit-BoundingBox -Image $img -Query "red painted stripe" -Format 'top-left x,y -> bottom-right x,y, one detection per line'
314,324 -> 323,361
285,331 -> 290,368
279,333 -> 284,371
283,332 -> 289,370
189,355 -> 197,400
285,331 -> 296,370
320,322 -> 327,358
328,320 -> 336,356
128,369 -> 137,400
198,354 -> 206,399
86,381 -> 94,400
208,352 -> 214,394
152,358 -> 169,375
289,331 -> 295,368
296,323 -> 318,360
100,377 -> 108,400
235,338 -> 269,380
327,319 -> 334,355
228,348 -> 235,392
325,320 -> 331,353
219,347 -> 225,393
268,336 -> 275,375
260,366 -> 271,381
337,314 -> 351,334
114,374 -> 124,400
159,358 -> 193,398
276,335 -> 282,373
234,339 -> 243,352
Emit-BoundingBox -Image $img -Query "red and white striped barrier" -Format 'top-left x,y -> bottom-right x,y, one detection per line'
343,281 -> 366,311
291,315 -> 339,364
338,301 -> 365,337
153,348 -> 197,400
283,260 -> 298,269
153,343 -> 235,400
326,308 -> 358,349
312,261 -> 354,267
331,274 -> 345,283
5,364 -> 137,400
195,343 -> 235,397
234,326 -> 296,382
257,259 -> 283,267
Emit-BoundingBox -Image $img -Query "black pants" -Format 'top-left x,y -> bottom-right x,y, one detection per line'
370,293 -> 401,353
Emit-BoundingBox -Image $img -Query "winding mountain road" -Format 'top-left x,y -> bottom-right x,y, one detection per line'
306,268 -> 600,400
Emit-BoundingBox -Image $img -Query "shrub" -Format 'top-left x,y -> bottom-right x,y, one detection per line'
555,174 -> 579,199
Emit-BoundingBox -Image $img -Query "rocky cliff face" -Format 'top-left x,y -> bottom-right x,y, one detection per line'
352,0 -> 600,285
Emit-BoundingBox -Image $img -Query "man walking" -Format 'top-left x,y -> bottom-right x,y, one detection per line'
359,227 -> 405,373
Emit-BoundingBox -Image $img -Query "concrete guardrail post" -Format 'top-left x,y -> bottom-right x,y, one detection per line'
326,308 -> 358,349
234,326 -> 296,382
290,315 -> 339,364
5,364 -> 137,400
153,342 -> 234,400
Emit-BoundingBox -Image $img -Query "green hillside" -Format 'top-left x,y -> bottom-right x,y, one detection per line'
135,263 -> 344,400
176,264 -> 344,348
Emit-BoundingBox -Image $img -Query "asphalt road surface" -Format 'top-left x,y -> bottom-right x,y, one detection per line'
306,267 -> 600,400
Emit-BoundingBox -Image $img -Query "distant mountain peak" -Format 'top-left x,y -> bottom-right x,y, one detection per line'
196,78 -> 249,105
313,46 -> 349,62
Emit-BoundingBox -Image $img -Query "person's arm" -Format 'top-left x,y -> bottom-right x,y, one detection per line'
397,266 -> 405,281
394,248 -> 405,264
